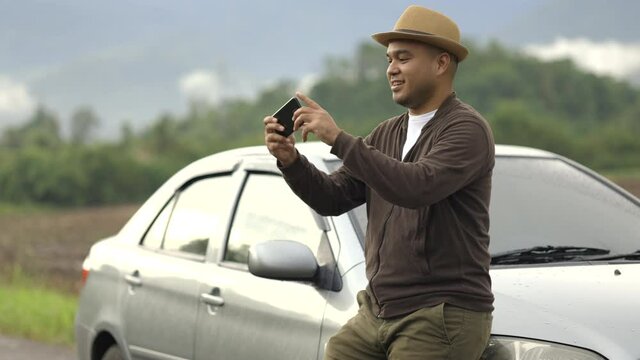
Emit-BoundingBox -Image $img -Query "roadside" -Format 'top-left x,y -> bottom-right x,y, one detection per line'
0,204 -> 138,350
0,334 -> 75,360
0,274 -> 77,346
612,177 -> 640,198
604,169 -> 640,199
0,203 -> 140,293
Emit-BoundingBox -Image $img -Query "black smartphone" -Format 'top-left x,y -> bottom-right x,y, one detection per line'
272,97 -> 302,137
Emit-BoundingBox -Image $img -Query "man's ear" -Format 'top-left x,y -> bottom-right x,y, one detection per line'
435,52 -> 451,76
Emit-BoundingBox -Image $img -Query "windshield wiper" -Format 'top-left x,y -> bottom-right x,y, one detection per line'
582,250 -> 640,262
491,246 -> 610,265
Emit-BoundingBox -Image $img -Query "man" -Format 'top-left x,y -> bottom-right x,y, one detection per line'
263,5 -> 494,359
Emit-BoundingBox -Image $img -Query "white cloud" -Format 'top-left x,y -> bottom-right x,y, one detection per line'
524,38 -> 640,80
0,76 -> 36,127
179,70 -> 223,105
296,73 -> 319,95
179,68 -> 270,106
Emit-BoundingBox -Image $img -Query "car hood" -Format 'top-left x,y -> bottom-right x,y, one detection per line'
490,262 -> 640,359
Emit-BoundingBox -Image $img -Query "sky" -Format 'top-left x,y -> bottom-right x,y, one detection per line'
1,0 -> 639,139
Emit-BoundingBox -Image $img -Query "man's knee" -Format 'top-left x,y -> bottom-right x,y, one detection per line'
448,308 -> 493,359
323,335 -> 347,360
324,333 -> 370,360
323,313 -> 385,360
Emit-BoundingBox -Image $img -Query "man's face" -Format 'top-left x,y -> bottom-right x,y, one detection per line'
386,40 -> 442,110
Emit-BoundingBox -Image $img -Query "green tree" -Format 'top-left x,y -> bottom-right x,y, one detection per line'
1,106 -> 62,149
1,39 -> 639,207
70,106 -> 100,145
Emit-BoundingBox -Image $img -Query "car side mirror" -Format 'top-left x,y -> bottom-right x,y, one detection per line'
248,240 -> 318,281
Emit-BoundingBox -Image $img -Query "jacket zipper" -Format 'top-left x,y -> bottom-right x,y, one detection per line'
369,122 -> 405,318
370,205 -> 394,317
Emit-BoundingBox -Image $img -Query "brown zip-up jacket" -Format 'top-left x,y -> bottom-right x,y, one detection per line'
279,93 -> 495,318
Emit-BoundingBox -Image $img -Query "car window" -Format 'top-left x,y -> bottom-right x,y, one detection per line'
160,175 -> 236,257
224,173 -> 324,264
488,157 -> 640,254
142,175 -> 235,256
331,158 -> 640,256
141,197 -> 176,249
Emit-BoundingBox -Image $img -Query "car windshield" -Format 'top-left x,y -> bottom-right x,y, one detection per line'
326,156 -> 640,258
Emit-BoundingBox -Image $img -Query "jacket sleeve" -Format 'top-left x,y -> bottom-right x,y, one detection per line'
278,151 -> 366,217
330,119 -> 493,209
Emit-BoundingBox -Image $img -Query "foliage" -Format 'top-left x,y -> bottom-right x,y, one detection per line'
1,40 -> 638,206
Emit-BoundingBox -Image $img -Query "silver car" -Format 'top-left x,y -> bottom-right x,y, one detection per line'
75,142 -> 640,360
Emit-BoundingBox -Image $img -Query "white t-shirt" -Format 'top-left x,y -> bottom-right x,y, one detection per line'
401,109 -> 437,159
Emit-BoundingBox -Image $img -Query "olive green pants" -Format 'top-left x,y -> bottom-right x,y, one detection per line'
324,291 -> 492,360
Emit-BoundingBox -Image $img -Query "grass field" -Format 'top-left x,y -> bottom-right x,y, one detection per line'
0,268 -> 78,345
0,204 -> 139,345
0,174 -> 638,346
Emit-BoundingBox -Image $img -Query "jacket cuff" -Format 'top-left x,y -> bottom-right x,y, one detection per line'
277,150 -> 307,180
330,130 -> 358,160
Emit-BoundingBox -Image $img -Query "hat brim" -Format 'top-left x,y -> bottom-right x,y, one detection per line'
372,31 -> 468,62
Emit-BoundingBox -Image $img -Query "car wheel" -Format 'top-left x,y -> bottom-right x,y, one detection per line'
102,344 -> 124,360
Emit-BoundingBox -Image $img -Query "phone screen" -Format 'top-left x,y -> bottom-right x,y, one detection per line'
273,97 -> 302,137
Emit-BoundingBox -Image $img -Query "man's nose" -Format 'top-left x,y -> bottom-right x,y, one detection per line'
387,63 -> 400,77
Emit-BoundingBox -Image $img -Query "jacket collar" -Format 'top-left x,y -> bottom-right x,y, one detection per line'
400,91 -> 458,131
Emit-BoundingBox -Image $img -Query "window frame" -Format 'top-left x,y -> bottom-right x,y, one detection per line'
139,195 -> 177,251
138,171 -> 238,262
219,170 -> 330,271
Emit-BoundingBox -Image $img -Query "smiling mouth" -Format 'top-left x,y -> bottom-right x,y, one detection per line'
390,80 -> 404,90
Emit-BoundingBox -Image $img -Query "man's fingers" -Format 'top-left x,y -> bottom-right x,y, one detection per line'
302,126 -> 314,143
293,115 -> 307,131
293,107 -> 309,119
265,133 -> 290,144
263,116 -> 277,125
265,122 -> 285,134
269,141 -> 293,151
293,107 -> 315,128
296,92 -> 321,109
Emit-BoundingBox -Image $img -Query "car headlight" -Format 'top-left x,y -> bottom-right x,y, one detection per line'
481,336 -> 606,360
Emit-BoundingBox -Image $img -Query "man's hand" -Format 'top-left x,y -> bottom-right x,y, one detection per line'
293,92 -> 342,145
264,116 -> 298,167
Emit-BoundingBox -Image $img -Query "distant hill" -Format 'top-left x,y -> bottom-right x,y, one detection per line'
2,39 -> 638,206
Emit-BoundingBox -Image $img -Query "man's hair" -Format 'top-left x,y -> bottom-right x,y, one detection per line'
448,53 -> 459,78
423,43 -> 458,78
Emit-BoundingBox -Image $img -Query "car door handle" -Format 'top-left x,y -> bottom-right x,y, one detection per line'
200,292 -> 225,307
125,272 -> 142,287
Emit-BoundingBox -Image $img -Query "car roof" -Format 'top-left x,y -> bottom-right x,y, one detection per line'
207,142 -> 558,164
176,143 -> 559,193
166,143 -> 558,201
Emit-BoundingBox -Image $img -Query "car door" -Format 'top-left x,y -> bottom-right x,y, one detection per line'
122,174 -> 238,360
194,170 -> 338,360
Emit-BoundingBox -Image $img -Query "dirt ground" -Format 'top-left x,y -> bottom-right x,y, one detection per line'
0,334 -> 75,360
0,204 -> 140,293
613,178 -> 640,199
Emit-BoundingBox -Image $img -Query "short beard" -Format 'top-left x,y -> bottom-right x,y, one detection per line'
393,82 -> 436,110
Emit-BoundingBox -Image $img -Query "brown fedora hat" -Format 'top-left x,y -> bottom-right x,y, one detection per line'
372,5 -> 468,61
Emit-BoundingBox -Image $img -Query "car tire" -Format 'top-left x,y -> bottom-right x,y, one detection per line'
102,344 -> 124,360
